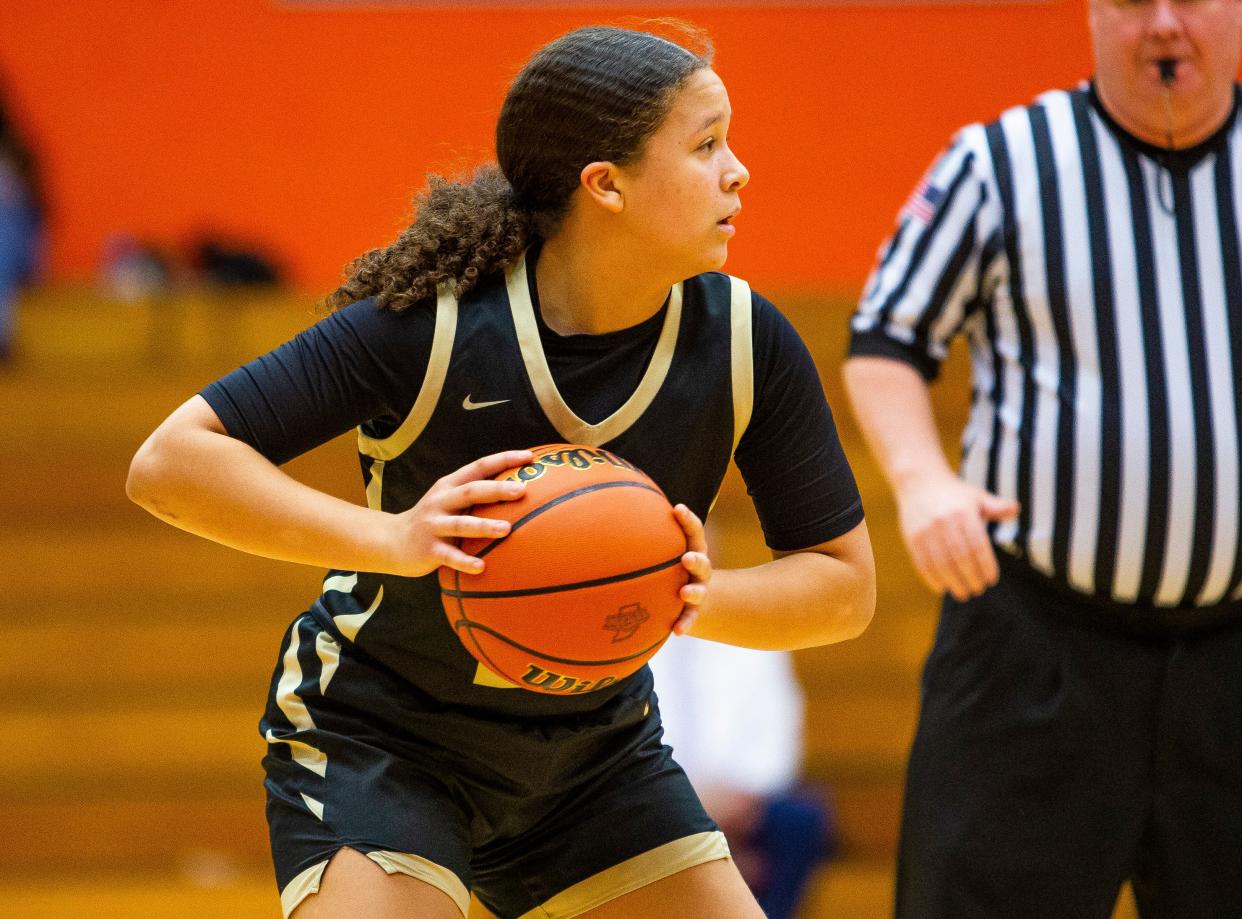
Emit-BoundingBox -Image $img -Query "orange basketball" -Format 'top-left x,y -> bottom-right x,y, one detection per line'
439,444 -> 689,695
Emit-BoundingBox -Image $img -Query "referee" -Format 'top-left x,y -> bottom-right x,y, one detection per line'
844,2 -> 1242,917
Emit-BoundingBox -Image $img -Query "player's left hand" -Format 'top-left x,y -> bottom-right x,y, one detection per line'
672,503 -> 711,635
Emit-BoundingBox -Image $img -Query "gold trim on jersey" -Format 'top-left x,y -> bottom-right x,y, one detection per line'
278,849 -> 470,919
357,284 -> 458,462
707,276 -> 754,516
315,630 -> 341,695
322,572 -> 358,594
507,256 -> 683,447
299,792 -> 325,821
266,616 -> 327,777
728,276 -> 754,452
364,458 -> 385,510
320,572 -> 384,642
515,830 -> 730,918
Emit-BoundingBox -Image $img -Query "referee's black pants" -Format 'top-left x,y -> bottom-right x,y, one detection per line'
896,561 -> 1242,919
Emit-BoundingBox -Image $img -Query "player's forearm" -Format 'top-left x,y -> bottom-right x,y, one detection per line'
688,524 -> 875,650
842,356 -> 955,493
127,399 -> 395,573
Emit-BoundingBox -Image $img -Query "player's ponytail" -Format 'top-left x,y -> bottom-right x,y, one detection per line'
327,168 -> 533,312
330,23 -> 711,313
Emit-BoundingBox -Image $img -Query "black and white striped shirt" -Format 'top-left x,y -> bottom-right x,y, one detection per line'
850,83 -> 1242,612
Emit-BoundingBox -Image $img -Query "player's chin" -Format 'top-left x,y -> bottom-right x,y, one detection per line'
700,240 -> 731,273
669,237 -> 731,280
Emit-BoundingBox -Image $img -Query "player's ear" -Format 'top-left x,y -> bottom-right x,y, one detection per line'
580,162 -> 624,214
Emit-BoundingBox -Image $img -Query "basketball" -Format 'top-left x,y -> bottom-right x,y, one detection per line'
438,444 -> 689,694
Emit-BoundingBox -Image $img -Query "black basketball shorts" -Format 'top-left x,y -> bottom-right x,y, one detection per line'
261,613 -> 727,918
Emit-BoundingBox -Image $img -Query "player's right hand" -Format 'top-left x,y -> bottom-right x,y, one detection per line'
896,473 -> 1019,602
386,449 -> 532,578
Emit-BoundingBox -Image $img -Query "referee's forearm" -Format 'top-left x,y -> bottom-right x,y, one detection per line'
843,356 -> 955,493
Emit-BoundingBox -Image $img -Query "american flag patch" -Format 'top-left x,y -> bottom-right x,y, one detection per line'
903,179 -> 944,224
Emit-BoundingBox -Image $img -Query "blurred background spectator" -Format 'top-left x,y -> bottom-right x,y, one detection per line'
98,231 -> 284,365
100,233 -> 173,304
0,74 -> 44,365
189,233 -> 282,289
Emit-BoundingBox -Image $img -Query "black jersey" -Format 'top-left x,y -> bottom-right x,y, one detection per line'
202,249 -> 862,718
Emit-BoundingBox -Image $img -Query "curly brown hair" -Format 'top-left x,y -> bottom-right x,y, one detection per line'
328,25 -> 713,313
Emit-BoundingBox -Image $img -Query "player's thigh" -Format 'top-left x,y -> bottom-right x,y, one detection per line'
292,846 -> 463,919
578,857 -> 764,919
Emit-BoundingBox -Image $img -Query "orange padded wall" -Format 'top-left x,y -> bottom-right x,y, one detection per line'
0,2 -> 1092,293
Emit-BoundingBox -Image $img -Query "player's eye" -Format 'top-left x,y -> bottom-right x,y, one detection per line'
699,137 -> 717,153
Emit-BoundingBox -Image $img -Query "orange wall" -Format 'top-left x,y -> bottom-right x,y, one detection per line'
0,1 -> 1094,294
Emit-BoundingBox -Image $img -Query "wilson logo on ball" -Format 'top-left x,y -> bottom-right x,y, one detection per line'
439,443 -> 688,695
497,445 -> 639,484
520,665 -> 618,694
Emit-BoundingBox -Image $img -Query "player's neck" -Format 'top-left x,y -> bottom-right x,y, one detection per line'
535,230 -> 675,337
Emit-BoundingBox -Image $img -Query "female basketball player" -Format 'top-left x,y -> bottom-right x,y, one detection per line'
128,24 -> 874,919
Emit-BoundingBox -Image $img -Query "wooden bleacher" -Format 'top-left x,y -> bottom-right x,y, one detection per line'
0,286 -> 1137,918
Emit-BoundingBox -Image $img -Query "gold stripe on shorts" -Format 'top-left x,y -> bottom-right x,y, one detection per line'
516,830 -> 730,919
368,850 -> 471,917
279,849 -> 470,919
280,860 -> 329,918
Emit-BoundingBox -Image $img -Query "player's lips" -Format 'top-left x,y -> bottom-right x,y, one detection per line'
717,206 -> 741,234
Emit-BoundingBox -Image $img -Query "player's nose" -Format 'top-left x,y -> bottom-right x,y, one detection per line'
723,149 -> 749,192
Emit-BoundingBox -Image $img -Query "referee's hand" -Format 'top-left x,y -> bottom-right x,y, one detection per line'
896,474 -> 1019,601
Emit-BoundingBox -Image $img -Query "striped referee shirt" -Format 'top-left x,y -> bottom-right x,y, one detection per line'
850,83 -> 1242,612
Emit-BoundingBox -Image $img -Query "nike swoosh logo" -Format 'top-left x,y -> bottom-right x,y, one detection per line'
462,395 -> 511,411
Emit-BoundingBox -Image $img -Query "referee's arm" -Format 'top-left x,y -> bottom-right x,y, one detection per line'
844,133 -> 1015,601
843,357 -> 1015,601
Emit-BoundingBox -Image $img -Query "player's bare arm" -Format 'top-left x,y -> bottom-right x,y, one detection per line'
681,513 -> 875,651
126,394 -> 530,577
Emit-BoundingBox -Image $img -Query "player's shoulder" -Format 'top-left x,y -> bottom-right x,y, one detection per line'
683,270 -> 771,305
305,294 -> 441,373
326,293 -> 437,338
689,272 -> 804,353
682,269 -> 735,299
451,263 -> 532,327
334,270 -> 511,335
460,268 -> 512,309
683,271 -> 780,320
